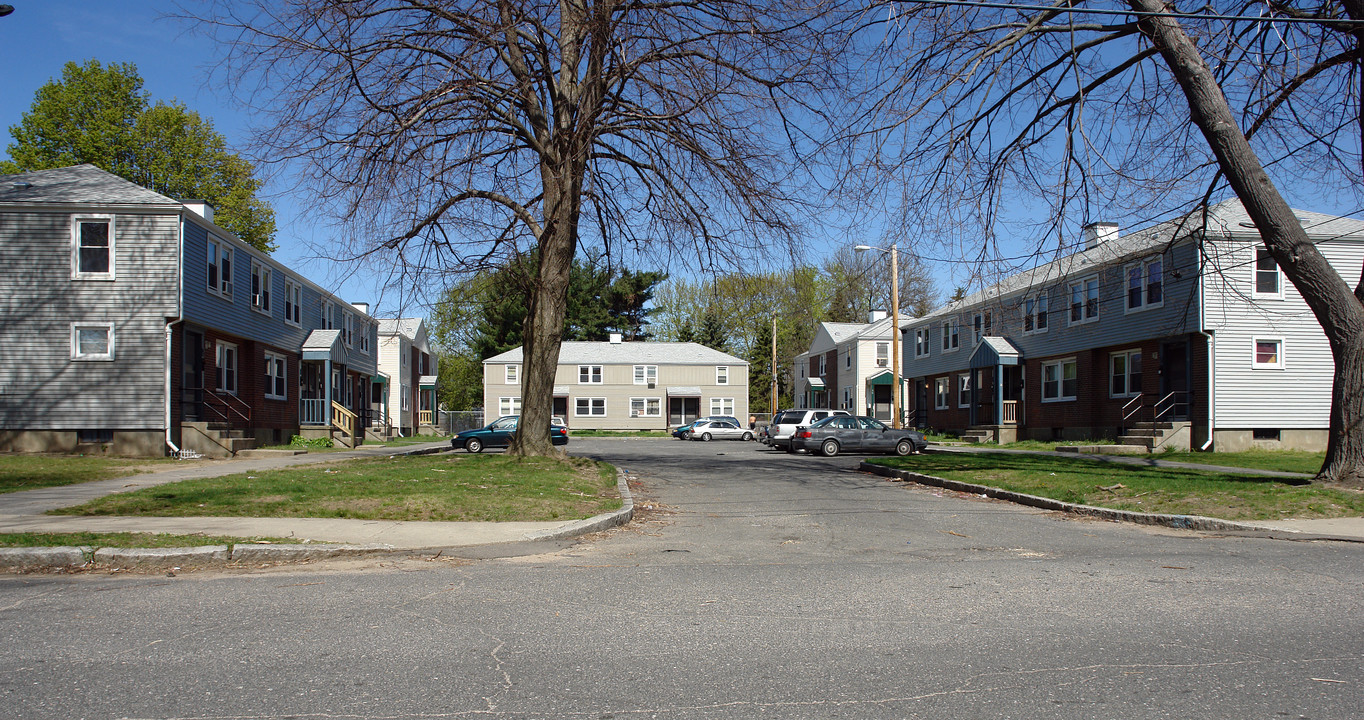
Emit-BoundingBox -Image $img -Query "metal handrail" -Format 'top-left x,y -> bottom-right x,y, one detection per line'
1121,393 -> 1146,424
204,388 -> 250,425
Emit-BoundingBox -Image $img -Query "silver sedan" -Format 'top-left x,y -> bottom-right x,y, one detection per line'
688,419 -> 754,441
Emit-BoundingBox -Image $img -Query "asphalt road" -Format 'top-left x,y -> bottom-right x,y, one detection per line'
1,437 -> 1361,719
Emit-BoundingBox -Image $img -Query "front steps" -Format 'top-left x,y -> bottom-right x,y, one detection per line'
180,422 -> 258,459
1119,421 -> 1192,452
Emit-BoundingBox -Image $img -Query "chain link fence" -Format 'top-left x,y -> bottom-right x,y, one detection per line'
439,410 -> 485,435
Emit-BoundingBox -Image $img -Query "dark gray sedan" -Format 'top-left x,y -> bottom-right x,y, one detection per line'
789,415 -> 927,457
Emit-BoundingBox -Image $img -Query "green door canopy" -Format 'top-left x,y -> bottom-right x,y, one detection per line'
867,370 -> 897,386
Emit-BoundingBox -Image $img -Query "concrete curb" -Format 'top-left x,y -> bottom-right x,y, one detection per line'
860,461 -> 1340,537
522,469 -> 635,542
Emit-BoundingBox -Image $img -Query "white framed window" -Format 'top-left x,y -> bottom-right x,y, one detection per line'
971,311 -> 992,344
251,260 -> 272,314
1023,294 -> 1048,334
72,215 -> 115,280
876,342 -> 890,366
1069,276 -> 1099,325
575,397 -> 607,416
842,387 -> 851,409
630,397 -> 662,417
207,238 -> 233,298
359,321 -> 371,354
710,397 -> 735,416
401,346 -> 408,368
1253,338 -> 1284,369
215,341 -> 238,395
1110,350 -> 1142,398
716,365 -> 729,385
634,365 -> 658,385
578,365 -> 603,384
1041,358 -> 1078,402
264,351 -> 287,400
71,322 -> 114,361
401,384 -> 410,411
1254,248 -> 1283,298
1125,257 -> 1164,312
957,374 -> 971,408
817,355 -> 826,376
845,352 -> 852,369
942,320 -> 960,352
283,278 -> 302,327
506,364 -> 520,384
915,329 -> 930,358
934,377 -> 949,410
322,300 -> 335,329
342,312 -> 355,347
499,396 -> 522,416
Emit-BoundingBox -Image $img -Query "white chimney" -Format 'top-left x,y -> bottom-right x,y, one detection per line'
351,302 -> 370,314
609,333 -> 623,344
868,310 -> 887,323
183,200 -> 215,223
1082,222 -> 1119,250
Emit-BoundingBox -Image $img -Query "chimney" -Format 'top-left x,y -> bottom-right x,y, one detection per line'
183,200 -> 215,223
1082,222 -> 1119,250
351,302 -> 370,315
609,333 -> 623,344
868,309 -> 887,323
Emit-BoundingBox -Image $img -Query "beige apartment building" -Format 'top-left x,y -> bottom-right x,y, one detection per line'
483,336 -> 749,430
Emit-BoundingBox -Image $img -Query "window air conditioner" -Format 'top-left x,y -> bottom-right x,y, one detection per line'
877,358 -> 888,367
648,382 -> 656,389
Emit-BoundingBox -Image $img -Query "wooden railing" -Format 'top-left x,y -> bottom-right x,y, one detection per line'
1002,400 -> 1018,425
300,398 -> 328,426
332,401 -> 358,439
419,409 -> 434,425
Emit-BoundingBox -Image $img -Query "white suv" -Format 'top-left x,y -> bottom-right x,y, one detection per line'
768,408 -> 852,451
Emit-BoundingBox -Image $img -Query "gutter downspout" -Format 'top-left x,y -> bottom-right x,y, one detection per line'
165,211 -> 187,456
1197,234 -> 1214,450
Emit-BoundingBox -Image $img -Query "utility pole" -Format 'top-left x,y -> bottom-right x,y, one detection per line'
890,244 -> 901,429
770,315 -> 777,416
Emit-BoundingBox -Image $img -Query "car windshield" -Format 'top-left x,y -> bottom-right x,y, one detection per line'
492,418 -> 518,430
860,417 -> 888,430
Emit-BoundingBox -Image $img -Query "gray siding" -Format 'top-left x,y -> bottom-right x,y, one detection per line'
0,210 -> 177,429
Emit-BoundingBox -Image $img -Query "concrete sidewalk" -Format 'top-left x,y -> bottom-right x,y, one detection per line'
0,441 -> 635,568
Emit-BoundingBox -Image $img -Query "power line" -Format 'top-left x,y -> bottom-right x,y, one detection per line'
895,0 -> 1363,26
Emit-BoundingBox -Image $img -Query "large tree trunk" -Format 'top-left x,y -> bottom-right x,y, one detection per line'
1132,0 -> 1364,485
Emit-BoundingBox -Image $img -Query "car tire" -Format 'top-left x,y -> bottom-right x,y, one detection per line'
701,432 -> 712,441
894,439 -> 914,457
466,438 -> 483,454
821,439 -> 839,457
741,431 -> 753,441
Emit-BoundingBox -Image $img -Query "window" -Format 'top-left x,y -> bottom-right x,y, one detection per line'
284,278 -> 302,326
72,216 -> 114,280
264,352 -> 287,400
1110,350 -> 1142,398
1023,294 -> 1048,334
578,365 -> 603,384
207,238 -> 233,298
710,397 -> 735,416
934,377 -> 949,410
915,329 -> 930,358
633,365 -> 658,385
575,397 -> 607,416
401,346 -> 408,367
215,341 -> 238,395
322,300 -> 335,330
957,374 -> 971,408
1254,248 -> 1282,297
876,342 -> 890,366
343,312 -> 354,347
1042,359 -> 1078,402
842,387 -> 851,409
845,352 -> 852,369
1069,276 -> 1099,324
251,261 -> 272,313
506,364 -> 520,384
500,396 -> 522,416
1125,257 -> 1164,312
630,397 -> 662,417
401,385 -> 411,411
1253,338 -> 1284,369
716,366 -> 729,385
817,355 -> 826,376
942,321 -> 959,352
359,322 -> 370,354
1146,258 -> 1163,306
71,323 -> 114,360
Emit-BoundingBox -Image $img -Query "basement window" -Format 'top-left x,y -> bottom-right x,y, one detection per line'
77,429 -> 114,443
1252,428 -> 1281,441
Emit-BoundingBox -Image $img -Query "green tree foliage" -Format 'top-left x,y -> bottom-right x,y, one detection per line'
1,60 -> 276,253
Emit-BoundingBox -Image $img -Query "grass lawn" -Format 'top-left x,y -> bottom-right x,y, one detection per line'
870,452 -> 1364,521
0,454 -> 177,494
950,439 -> 1325,475
0,532 -> 300,548
51,454 -> 621,523
369,435 -> 451,446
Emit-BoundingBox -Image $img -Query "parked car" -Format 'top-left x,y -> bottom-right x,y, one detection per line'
671,421 -> 699,440
767,408 -> 852,450
451,415 -> 568,453
788,415 -> 927,457
688,419 -> 754,441
701,415 -> 742,427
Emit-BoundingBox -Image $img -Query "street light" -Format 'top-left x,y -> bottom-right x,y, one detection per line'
854,243 -> 902,428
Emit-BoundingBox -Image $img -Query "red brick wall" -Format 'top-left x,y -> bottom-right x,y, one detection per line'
199,327 -> 298,432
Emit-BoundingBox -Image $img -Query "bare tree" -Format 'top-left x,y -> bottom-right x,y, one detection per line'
191,0 -> 842,454
849,0 -> 1364,484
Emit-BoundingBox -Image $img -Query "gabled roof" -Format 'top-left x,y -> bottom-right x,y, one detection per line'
807,316 -> 906,356
0,164 -> 178,206
486,341 -> 746,365
377,318 -> 424,339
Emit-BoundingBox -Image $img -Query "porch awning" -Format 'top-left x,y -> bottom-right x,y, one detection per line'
301,329 -> 345,363
866,369 -> 898,386
666,386 -> 702,397
419,375 -> 438,389
970,336 -> 1022,369
371,371 -> 390,384
806,377 -> 826,388
553,385 -> 570,397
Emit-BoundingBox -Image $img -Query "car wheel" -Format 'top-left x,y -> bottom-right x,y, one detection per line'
466,438 -> 483,454
742,431 -> 753,441
894,439 -> 913,457
821,439 -> 839,457
701,432 -> 713,441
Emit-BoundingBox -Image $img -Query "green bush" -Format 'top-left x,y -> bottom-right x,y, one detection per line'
289,435 -> 334,449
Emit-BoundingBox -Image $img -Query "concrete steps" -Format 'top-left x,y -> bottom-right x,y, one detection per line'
1118,421 -> 1191,452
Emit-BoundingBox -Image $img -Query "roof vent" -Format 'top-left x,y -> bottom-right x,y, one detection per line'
9,181 -> 32,191
1081,221 -> 1119,249
609,333 -> 623,344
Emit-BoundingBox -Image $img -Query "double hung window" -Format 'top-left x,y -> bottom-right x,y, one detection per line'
1125,257 -> 1164,312
710,397 -> 735,416
500,397 -> 522,416
264,352 -> 287,400
630,397 -> 662,417
942,321 -> 959,351
575,397 -> 607,416
1253,338 -> 1284,369
283,278 -> 302,326
634,365 -> 657,385
957,374 -> 971,408
207,239 -> 233,298
1041,359 -> 1078,402
72,216 -> 114,280
716,366 -> 729,384
1023,294 -> 1048,333
216,341 -> 238,395
934,377 -> 949,410
915,329 -> 929,358
579,365 -> 603,384
506,364 -> 520,384
251,261 -> 272,313
1069,276 -> 1099,324
1254,249 -> 1282,297
1110,350 -> 1142,398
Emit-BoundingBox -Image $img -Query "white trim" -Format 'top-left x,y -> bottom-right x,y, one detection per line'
575,396 -> 607,416
934,377 -> 949,410
1252,337 -> 1285,369
215,340 -> 239,395
506,364 -> 520,384
264,351 -> 288,400
1252,248 -> 1285,300
957,373 -> 971,408
1068,276 -> 1099,326
1108,349 -> 1142,398
709,397 -> 735,416
206,237 -> 233,300
71,214 -> 115,281
630,397 -> 663,417
1041,357 -> 1078,402
716,365 -> 729,385
578,365 -> 603,384
941,320 -> 960,353
499,396 -> 522,416
1023,293 -> 1048,334
250,260 -> 273,315
914,328 -> 930,358
634,364 -> 658,385
283,277 -> 302,327
71,322 -> 115,361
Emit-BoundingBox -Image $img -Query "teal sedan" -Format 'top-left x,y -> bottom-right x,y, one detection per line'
452,416 -> 569,453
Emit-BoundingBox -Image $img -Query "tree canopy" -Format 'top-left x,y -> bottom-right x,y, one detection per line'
2,59 -> 276,253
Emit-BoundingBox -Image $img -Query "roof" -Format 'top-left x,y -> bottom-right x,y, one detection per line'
0,164 -> 178,206
486,341 -> 747,365
666,386 -> 702,397
302,329 -> 342,351
377,318 -> 424,339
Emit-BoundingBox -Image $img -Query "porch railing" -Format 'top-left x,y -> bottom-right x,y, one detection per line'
203,388 -> 250,426
300,398 -> 328,426
1122,391 -> 1191,426
419,409 -> 434,425
1002,400 -> 1018,425
332,401 -> 358,439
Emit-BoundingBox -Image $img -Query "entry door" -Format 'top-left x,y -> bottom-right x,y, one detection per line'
181,330 -> 204,421
1161,341 -> 1191,421
553,397 -> 568,422
914,381 -> 928,428
668,397 -> 700,426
